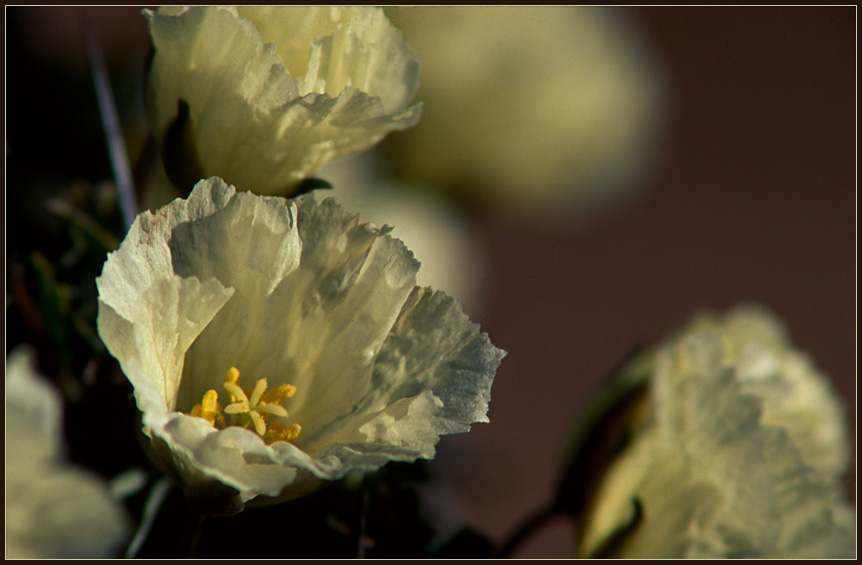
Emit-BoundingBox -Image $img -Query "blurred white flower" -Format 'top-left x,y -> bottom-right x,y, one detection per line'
96,177 -> 504,512
146,6 -> 420,195
572,305 -> 855,558
5,347 -> 129,559
320,154 -> 489,317
384,6 -> 667,227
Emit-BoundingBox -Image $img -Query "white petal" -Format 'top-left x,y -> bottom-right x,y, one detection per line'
299,288 -> 505,458
703,306 -> 850,476
98,274 -> 234,414
146,6 -> 420,195
578,306 -> 855,558
177,192 -> 420,423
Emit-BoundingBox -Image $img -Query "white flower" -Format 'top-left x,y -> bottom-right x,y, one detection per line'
5,347 -> 130,558
146,6 -> 421,195
95,177 -> 504,512
384,6 -> 667,227
571,305 -> 855,558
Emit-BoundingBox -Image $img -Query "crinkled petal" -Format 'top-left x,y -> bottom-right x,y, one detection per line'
237,6 -> 419,113
97,177 -> 503,505
175,189 -> 421,429
98,275 -> 233,413
578,307 -> 855,559
298,287 -> 504,456
146,6 -> 420,195
686,305 -> 850,476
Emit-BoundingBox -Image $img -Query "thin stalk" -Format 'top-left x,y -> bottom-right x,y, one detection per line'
87,32 -> 138,230
493,503 -> 563,558
125,477 -> 173,558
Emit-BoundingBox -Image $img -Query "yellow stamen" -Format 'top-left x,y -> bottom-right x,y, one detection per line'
187,366 -> 301,444
249,378 -> 268,407
264,423 -> 302,444
225,367 -> 240,383
225,367 -> 241,402
261,384 -> 297,404
249,410 -> 266,436
191,389 -> 223,427
224,382 -> 248,407
256,403 -> 288,418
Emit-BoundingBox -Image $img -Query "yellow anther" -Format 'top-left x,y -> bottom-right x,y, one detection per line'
202,389 -> 219,411
191,389 -> 223,427
262,384 -> 297,404
224,367 -> 242,403
225,367 -> 240,383
264,423 -> 302,444
189,366 -> 299,443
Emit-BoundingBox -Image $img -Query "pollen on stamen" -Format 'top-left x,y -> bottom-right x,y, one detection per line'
214,366 -> 301,443
262,384 -> 297,404
225,367 -> 240,383
265,423 -> 302,444
191,389 -> 223,428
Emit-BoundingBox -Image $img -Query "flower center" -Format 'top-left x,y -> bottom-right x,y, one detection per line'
190,367 -> 301,444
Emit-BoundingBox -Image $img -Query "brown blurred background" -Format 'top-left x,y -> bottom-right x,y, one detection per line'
7,6 -> 855,558
440,6 -> 855,557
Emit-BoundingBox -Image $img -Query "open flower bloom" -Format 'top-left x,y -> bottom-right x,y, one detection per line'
568,305 -> 855,558
383,7 -> 667,228
5,347 -> 129,558
146,6 -> 421,196
96,177 -> 504,511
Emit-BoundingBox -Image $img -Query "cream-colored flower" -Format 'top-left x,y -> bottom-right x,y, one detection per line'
95,177 -> 504,512
146,6 -> 421,195
571,305 -> 855,558
5,347 -> 130,558
383,6 -> 667,227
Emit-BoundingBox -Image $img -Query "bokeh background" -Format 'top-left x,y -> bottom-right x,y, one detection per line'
6,6 -> 855,558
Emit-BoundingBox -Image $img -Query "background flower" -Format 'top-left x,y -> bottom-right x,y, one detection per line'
96,177 -> 504,510
320,153 -> 489,317
146,6 -> 420,196
569,305 -> 855,558
381,6 -> 668,228
5,347 -> 130,559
